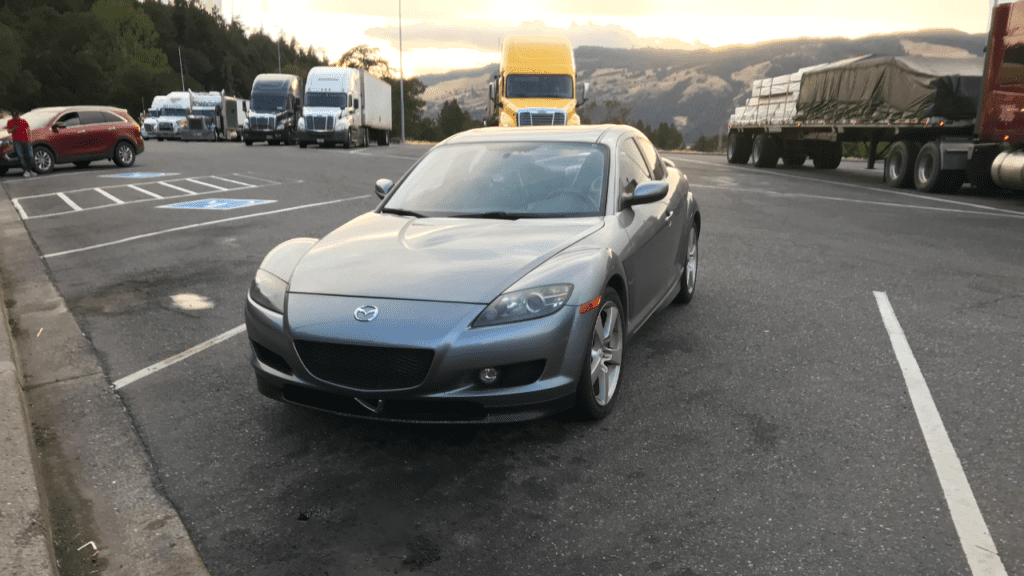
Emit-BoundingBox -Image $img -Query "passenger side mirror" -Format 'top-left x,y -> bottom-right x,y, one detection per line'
578,82 -> 589,106
663,158 -> 676,168
374,178 -> 393,199
622,181 -> 669,208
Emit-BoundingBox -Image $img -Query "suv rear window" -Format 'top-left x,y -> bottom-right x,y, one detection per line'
101,111 -> 126,123
78,111 -> 108,125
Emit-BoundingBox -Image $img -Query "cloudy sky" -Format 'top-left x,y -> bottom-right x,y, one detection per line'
222,0 -> 995,76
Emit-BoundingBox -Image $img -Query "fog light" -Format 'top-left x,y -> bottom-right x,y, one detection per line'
478,368 -> 500,384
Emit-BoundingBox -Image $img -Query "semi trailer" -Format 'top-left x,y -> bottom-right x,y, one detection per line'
725,0 -> 1024,194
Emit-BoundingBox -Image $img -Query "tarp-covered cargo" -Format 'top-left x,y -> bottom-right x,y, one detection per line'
795,56 -> 985,122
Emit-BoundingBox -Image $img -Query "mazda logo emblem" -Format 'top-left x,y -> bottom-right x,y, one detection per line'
354,305 -> 378,322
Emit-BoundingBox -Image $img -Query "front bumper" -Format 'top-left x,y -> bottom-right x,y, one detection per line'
180,129 -> 216,141
245,293 -> 591,423
297,129 -> 350,145
242,129 -> 288,142
1,144 -> 19,167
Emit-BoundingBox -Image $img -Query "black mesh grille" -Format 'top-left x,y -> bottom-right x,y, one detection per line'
158,122 -> 172,131
254,116 -> 272,130
313,116 -> 327,130
188,118 -> 204,129
518,111 -> 566,126
294,340 -> 434,390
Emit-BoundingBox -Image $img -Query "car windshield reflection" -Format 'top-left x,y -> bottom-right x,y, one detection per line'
383,142 -> 608,218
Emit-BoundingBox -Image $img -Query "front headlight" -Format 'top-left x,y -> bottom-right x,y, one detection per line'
243,120 -> 249,129
178,119 -> 187,127
297,117 -> 305,129
0,137 -> 11,147
472,284 -> 573,328
335,118 -> 348,131
249,269 -> 288,314
277,119 -> 286,129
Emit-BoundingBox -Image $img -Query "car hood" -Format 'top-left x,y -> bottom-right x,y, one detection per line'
288,213 -> 603,303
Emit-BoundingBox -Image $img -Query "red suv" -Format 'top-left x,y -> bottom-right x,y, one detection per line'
1,105 -> 145,175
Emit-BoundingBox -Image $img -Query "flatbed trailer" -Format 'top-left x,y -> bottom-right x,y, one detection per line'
725,0 -> 1024,194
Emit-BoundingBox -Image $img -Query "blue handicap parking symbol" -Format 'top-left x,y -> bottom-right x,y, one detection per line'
160,198 -> 275,210
102,172 -> 176,178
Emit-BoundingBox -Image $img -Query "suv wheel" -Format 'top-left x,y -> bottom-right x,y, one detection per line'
34,147 -> 55,174
113,141 -> 136,167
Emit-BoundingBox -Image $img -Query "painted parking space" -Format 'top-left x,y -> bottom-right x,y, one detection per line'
158,198 -> 276,210
11,173 -> 279,220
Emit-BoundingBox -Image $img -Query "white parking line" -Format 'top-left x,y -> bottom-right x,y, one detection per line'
158,181 -> 198,195
186,178 -> 227,190
43,195 -> 372,258
873,292 -> 1007,576
209,175 -> 252,187
670,155 -> 1024,217
696,185 -> 1024,220
128,184 -> 162,199
56,192 -> 83,211
94,187 -> 124,204
113,324 -> 246,389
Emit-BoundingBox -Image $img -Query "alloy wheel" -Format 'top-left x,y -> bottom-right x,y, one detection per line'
589,300 -> 623,406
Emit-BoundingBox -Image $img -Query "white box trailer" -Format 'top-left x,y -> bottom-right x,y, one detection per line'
298,66 -> 392,148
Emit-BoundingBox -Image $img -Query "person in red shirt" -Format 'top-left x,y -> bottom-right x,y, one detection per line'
5,111 -> 36,177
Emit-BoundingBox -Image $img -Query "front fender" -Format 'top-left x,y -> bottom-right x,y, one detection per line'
259,238 -> 318,281
505,247 -> 625,308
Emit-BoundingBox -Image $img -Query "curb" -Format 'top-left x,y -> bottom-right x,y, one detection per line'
0,179 -> 212,576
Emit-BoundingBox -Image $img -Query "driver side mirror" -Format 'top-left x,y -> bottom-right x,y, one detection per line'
622,181 -> 669,208
52,121 -> 66,131
374,178 -> 393,199
578,82 -> 589,106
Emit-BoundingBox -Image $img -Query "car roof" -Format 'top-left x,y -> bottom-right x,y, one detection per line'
30,105 -> 129,115
441,124 -> 642,147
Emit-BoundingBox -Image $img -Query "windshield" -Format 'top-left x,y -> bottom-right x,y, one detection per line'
193,108 -> 216,118
506,74 -> 574,99
163,108 -> 189,117
252,93 -> 286,112
18,109 -> 60,128
147,108 -> 161,117
384,142 -> 608,218
305,92 -> 347,108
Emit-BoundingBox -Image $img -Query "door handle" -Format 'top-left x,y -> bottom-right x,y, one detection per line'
664,210 -> 674,223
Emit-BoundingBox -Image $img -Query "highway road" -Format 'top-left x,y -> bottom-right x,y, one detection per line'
3,139 -> 1023,575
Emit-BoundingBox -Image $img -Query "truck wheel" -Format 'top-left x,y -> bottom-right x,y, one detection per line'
381,131 -> 390,146
811,142 -> 842,169
343,130 -> 352,149
751,134 -> 780,168
377,130 -> 389,146
244,140 -> 252,146
726,133 -> 752,164
782,153 -> 807,167
914,141 -> 965,194
299,141 -> 307,149
157,137 -> 164,142
884,141 -> 919,187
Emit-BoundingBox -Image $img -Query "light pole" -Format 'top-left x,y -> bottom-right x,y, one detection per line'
399,0 -> 405,144
268,24 -> 282,73
178,45 -> 185,90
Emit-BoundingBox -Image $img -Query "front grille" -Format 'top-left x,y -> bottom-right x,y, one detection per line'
305,115 -> 334,131
188,118 -> 204,129
253,116 -> 272,130
158,122 -> 172,131
294,340 -> 434,390
518,110 -> 566,126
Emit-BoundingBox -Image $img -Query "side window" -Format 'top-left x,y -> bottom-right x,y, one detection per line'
634,137 -> 666,180
59,112 -> 81,127
354,98 -> 360,110
618,138 -> 652,201
78,111 -> 107,125
101,111 -> 125,123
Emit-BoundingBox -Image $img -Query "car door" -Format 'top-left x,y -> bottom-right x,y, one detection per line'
48,112 -> 89,160
617,136 -> 674,328
634,135 -> 687,294
78,110 -> 115,156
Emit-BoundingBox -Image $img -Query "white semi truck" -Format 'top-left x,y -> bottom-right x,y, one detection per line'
141,95 -> 168,140
297,66 -> 392,148
149,91 -> 191,140
180,90 -> 250,142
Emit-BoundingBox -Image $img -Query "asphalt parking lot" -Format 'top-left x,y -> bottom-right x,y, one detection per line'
2,140 -> 1023,575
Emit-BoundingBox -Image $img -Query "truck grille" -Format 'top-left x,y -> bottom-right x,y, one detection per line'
305,115 -> 334,131
188,118 -> 204,130
518,110 -> 566,126
158,122 -> 173,131
294,340 -> 434,390
253,116 -> 273,130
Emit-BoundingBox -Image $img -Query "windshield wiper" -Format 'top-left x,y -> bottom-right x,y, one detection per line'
452,211 -> 545,220
381,207 -> 425,218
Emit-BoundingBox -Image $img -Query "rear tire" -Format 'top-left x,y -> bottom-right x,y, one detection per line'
726,133 -> 752,164
914,141 -> 965,194
574,287 -> 625,421
751,134 -> 780,168
782,152 -> 807,167
811,142 -> 842,169
884,141 -> 919,188
113,141 -> 136,167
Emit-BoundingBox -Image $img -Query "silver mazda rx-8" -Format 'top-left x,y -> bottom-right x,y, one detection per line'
245,125 -> 700,423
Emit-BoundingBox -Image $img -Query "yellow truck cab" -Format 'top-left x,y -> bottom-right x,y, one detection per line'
488,35 -> 588,127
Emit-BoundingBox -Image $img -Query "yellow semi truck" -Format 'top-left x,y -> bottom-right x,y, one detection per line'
487,35 -> 588,127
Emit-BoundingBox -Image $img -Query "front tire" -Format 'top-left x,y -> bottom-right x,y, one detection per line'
574,288 -> 625,420
244,140 -> 253,146
674,224 -> 698,304
113,141 -> 136,167
299,141 -> 308,149
33,147 -> 55,174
